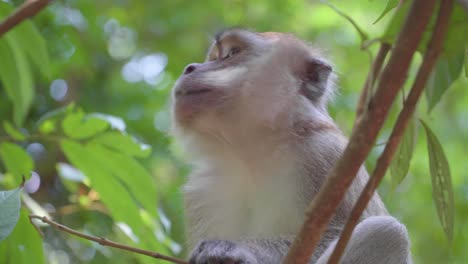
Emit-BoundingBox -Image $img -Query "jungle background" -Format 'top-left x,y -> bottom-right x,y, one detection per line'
0,0 -> 467,263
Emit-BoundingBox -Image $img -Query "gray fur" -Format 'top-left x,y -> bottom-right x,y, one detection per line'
172,29 -> 411,264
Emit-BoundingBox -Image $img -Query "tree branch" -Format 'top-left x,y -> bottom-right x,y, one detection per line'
283,1 -> 437,263
29,215 -> 188,264
328,0 -> 455,263
355,43 -> 391,119
0,0 -> 51,38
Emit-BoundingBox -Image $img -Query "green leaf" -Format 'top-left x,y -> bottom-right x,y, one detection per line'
61,140 -> 145,224
382,0 -> 411,43
90,131 -> 151,158
0,209 -> 45,264
441,5 -> 468,58
0,34 -> 34,126
320,0 -> 368,41
0,187 -> 21,241
420,120 -> 454,243
382,1 -> 467,55
36,103 -> 75,134
89,113 -> 126,131
9,20 -> 51,79
390,119 -> 417,188
465,48 -> 468,78
87,144 -> 157,217
0,2 -> 50,80
62,111 -> 109,139
373,0 -> 398,24
425,53 -> 464,112
60,140 -> 161,251
3,121 -> 26,141
0,142 -> 33,179
0,2 -> 13,16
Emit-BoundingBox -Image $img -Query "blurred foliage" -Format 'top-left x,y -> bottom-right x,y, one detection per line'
0,0 -> 467,263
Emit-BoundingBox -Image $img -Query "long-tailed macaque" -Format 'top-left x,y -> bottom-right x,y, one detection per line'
171,29 -> 411,264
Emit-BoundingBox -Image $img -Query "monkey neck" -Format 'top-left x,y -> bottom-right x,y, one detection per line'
193,127 -> 292,172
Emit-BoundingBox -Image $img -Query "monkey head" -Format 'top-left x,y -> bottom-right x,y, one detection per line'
171,29 -> 335,148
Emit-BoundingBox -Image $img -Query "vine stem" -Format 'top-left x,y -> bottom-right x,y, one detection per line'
327,1 -> 455,263
283,0 -> 437,263
29,215 -> 188,264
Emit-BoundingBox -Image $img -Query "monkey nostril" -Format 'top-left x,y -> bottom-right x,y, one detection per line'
184,64 -> 197,75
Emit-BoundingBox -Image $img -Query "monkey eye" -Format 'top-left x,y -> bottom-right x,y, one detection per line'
224,46 -> 241,59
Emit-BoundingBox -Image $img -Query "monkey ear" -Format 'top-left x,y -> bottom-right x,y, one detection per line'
300,58 -> 332,101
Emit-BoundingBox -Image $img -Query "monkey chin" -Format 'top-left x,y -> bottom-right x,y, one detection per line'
173,82 -> 226,125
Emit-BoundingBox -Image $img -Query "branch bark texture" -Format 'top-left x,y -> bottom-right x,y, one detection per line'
328,0 -> 455,263
283,0 -> 437,263
0,0 -> 51,38
29,215 -> 188,264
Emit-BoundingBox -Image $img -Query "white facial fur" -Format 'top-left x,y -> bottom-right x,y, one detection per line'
200,66 -> 248,87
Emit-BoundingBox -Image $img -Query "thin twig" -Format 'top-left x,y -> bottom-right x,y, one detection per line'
327,1 -> 454,263
355,43 -> 391,119
29,215 -> 188,264
28,214 -> 44,237
0,0 -> 51,38
283,0 -> 437,263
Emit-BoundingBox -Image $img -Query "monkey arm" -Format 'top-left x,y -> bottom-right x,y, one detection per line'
188,231 -> 339,264
316,216 -> 412,264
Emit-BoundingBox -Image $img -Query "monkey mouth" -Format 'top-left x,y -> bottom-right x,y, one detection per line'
175,88 -> 212,97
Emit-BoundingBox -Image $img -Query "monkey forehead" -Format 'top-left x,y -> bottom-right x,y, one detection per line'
207,28 -> 325,64
257,32 -> 286,41
206,28 -> 266,61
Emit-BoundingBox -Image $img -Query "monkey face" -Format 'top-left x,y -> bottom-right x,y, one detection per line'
171,29 -> 334,136
172,29 -> 268,126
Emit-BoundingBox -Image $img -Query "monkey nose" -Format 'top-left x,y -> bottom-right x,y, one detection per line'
183,63 -> 198,75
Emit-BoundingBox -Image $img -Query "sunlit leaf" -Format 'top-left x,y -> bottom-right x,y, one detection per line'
425,53 -> 464,112
9,18 -> 51,79
36,104 -> 76,134
373,0 -> 398,24
61,140 -> 144,220
87,143 -> 157,217
390,119 -> 417,188
420,120 -> 454,243
320,0 -> 368,41
0,187 -> 21,241
3,121 -> 26,141
0,209 -> 44,264
0,2 -> 50,80
90,131 -> 151,158
60,140 -> 160,250
89,113 -> 126,131
62,111 -> 109,139
0,142 -> 33,179
0,35 -> 34,126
